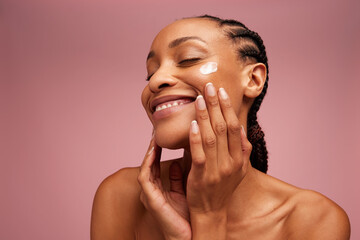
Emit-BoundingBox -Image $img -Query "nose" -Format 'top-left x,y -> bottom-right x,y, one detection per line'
148,67 -> 178,93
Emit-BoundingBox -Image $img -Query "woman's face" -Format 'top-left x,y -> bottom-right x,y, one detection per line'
141,18 -> 250,149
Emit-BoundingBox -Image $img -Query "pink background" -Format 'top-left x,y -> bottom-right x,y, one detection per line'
1,0 -> 359,239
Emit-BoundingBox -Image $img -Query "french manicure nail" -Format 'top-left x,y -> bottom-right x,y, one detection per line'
219,88 -> 228,100
241,125 -> 247,137
148,146 -> 154,155
191,120 -> 199,134
196,95 -> 206,110
206,82 -> 216,97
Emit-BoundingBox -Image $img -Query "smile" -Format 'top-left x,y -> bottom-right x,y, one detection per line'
151,96 -> 196,121
155,98 -> 193,112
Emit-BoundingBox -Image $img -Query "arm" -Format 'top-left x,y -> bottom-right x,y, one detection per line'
91,168 -> 141,240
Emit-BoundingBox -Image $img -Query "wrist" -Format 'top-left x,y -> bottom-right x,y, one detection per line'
190,210 -> 227,240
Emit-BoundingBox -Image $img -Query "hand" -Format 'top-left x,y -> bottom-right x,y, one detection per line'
187,83 -> 252,219
138,139 -> 191,240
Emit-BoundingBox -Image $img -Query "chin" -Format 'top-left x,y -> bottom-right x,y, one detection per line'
154,121 -> 190,150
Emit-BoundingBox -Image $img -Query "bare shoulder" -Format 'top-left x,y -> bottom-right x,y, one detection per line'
284,189 -> 350,239
90,160 -> 177,240
90,167 -> 143,240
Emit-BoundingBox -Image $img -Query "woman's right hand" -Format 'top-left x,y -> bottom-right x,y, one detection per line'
138,138 -> 191,240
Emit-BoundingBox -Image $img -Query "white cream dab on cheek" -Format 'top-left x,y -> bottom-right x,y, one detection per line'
199,62 -> 218,75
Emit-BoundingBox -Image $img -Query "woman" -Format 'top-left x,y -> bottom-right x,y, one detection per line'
91,15 -> 350,239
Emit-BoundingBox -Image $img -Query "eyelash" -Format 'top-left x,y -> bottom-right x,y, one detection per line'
178,57 -> 201,65
145,58 -> 202,81
145,73 -> 154,81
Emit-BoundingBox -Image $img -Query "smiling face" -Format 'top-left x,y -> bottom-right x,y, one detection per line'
141,18 -> 255,149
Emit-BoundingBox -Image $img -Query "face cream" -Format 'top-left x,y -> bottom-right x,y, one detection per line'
199,62 -> 218,75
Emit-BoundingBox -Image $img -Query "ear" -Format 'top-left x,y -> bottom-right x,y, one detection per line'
243,63 -> 267,99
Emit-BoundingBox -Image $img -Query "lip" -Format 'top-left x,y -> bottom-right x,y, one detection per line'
150,94 -> 197,113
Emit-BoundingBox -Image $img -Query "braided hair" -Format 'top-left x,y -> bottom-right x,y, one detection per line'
192,15 -> 269,173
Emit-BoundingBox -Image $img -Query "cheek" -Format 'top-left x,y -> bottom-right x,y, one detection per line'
199,62 -> 218,75
181,62 -> 220,93
141,87 -> 149,109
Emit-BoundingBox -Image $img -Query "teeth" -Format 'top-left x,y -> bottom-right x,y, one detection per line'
155,99 -> 192,112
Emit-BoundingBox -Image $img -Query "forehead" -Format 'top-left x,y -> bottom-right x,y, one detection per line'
150,18 -> 224,50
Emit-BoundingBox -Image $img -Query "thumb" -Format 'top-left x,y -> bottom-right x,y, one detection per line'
169,161 -> 185,195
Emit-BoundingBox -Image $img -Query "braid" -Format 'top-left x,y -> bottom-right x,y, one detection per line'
194,15 -> 269,173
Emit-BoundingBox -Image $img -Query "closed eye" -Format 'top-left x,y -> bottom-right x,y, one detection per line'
145,58 -> 201,81
178,58 -> 202,65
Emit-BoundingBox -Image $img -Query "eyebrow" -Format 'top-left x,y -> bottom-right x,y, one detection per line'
146,36 -> 207,61
168,36 -> 207,48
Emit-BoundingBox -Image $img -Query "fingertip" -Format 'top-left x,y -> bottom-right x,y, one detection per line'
241,125 -> 247,137
191,120 -> 199,134
147,146 -> 154,155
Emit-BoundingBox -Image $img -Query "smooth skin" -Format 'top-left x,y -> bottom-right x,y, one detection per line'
91,18 -> 350,240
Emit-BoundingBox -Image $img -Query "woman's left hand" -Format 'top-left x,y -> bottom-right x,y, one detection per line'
138,139 -> 191,240
186,83 -> 252,238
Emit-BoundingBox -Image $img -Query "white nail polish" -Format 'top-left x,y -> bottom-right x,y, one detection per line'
219,88 -> 228,100
241,125 -> 246,137
191,120 -> 199,134
148,146 -> 154,155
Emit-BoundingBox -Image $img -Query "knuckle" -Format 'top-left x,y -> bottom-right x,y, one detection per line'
228,121 -> 241,135
198,111 -> 209,121
190,135 -> 202,145
192,156 -> 206,166
208,98 -> 218,107
220,159 -> 233,176
220,167 -> 233,177
214,121 -> 227,136
207,175 -> 220,185
223,99 -> 232,108
204,135 -> 216,148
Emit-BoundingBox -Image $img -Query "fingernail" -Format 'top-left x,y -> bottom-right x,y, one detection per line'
148,146 -> 154,155
206,82 -> 216,97
241,125 -> 247,137
219,88 -> 228,100
196,95 -> 206,110
191,120 -> 199,134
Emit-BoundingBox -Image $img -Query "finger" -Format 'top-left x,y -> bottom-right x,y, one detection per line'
218,88 -> 243,162
138,138 -> 162,194
204,82 -> 229,167
153,142 -> 162,179
169,161 -> 185,195
140,137 -> 156,169
195,95 -> 217,170
189,120 -> 206,177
